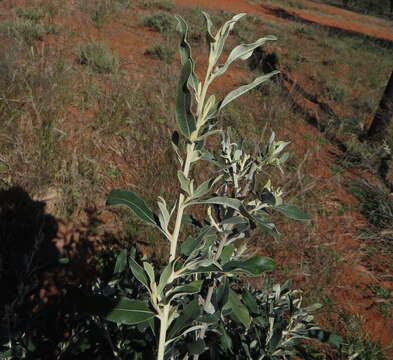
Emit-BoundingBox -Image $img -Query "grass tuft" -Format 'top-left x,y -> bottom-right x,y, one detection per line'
144,43 -> 175,63
141,12 -> 176,33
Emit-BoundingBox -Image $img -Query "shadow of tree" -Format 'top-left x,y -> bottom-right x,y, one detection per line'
0,186 -> 127,358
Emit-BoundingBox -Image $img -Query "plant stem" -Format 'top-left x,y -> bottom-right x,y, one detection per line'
170,142 -> 195,262
157,305 -> 170,360
169,60 -> 214,262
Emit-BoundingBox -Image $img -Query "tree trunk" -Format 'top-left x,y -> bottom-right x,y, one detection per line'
390,0 -> 393,17
366,70 -> 393,142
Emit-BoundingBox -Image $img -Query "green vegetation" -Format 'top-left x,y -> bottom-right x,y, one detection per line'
0,18 -> 55,44
1,0 -> 393,358
142,12 -> 176,33
15,7 -> 46,22
349,180 -> 393,229
144,43 -> 175,63
315,0 -> 393,19
77,42 -> 119,73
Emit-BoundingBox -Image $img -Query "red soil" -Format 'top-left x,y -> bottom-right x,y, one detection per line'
3,0 -> 393,354
174,0 -> 393,42
55,0 -> 393,353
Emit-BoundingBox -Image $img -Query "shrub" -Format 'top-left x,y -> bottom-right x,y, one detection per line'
142,12 -> 176,33
327,83 -> 347,103
349,180 -> 393,229
78,0 -> 131,28
15,7 -> 46,22
77,42 -> 119,73
154,0 -> 175,11
144,43 -> 175,63
0,19 -> 47,43
67,12 -> 341,360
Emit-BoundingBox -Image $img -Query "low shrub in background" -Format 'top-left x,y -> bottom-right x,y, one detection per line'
77,42 -> 119,74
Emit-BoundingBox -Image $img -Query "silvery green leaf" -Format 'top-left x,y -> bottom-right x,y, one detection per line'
190,150 -> 202,163
273,204 -> 311,221
214,278 -> 230,310
204,302 -> 215,314
304,303 -> 323,312
226,289 -> 251,328
171,131 -> 183,166
184,263 -> 221,275
242,289 -> 260,315
143,262 -> 155,286
182,226 -> 215,259
181,235 -> 199,257
0,350 -> 12,359
186,196 -> 243,211
196,129 -> 222,141
219,323 -> 233,353
213,13 -> 247,64
253,215 -> 279,236
176,59 -> 197,138
107,189 -> 159,228
213,36 -> 277,79
219,244 -> 235,264
177,170 -> 191,194
158,261 -> 175,296
166,325 -> 205,346
165,280 -> 203,302
157,196 -> 170,233
70,287 -> 156,325
200,149 -> 221,167
103,298 -> 155,325
168,299 -> 200,338
223,256 -> 276,275
175,15 -> 198,91
113,249 -> 127,275
129,257 -> 149,290
181,213 -> 203,227
219,70 -> 280,111
202,11 -> 215,43
187,339 -> 206,355
191,174 -> 223,200
221,216 -> 248,225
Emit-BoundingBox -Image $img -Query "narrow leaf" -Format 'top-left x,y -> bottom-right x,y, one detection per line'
168,299 -> 200,338
143,262 -> 156,286
213,36 -> 277,78
68,287 -> 155,325
187,339 -> 206,355
177,170 -> 191,194
223,256 -> 276,275
104,297 -> 155,325
273,204 -> 311,221
113,249 -> 127,274
176,59 -> 196,138
214,13 -> 246,64
107,189 -> 158,227
226,289 -> 251,328
214,277 -> 230,311
187,196 -> 242,211
175,15 -> 198,91
191,175 -> 223,200
252,215 -> 279,236
219,71 -> 280,111
202,11 -> 215,43
182,213 -> 203,227
158,261 -> 175,296
166,280 -> 203,301
129,257 -> 149,289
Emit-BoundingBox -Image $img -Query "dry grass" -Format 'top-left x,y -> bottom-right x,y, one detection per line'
1,1 -> 393,356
